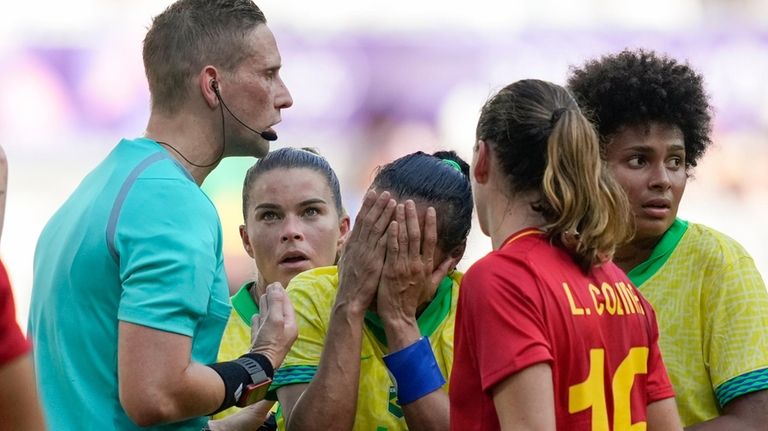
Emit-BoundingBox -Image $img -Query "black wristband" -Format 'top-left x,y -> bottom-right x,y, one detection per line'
240,352 -> 274,379
206,361 -> 251,414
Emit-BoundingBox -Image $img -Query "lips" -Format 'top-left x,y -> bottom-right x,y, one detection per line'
278,250 -> 310,268
640,198 -> 672,219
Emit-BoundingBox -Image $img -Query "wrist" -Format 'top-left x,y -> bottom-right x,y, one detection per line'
331,297 -> 368,321
382,316 -> 419,351
383,337 -> 445,405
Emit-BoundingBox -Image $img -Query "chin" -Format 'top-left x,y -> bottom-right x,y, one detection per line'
635,219 -> 674,241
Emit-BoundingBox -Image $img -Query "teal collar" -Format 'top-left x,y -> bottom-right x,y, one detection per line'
231,282 -> 260,326
364,276 -> 453,348
627,218 -> 688,287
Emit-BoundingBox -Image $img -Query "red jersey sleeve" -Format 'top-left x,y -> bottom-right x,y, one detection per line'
0,260 -> 31,365
641,295 -> 675,402
461,253 -> 553,393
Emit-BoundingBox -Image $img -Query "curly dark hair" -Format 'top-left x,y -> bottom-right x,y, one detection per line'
567,49 -> 713,168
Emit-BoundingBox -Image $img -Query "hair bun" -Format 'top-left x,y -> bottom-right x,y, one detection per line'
432,150 -> 470,177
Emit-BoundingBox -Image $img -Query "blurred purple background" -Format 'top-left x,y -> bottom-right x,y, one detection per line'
2,0 -> 767,327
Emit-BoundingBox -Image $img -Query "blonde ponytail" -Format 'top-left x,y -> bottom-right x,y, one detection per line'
542,109 -> 633,269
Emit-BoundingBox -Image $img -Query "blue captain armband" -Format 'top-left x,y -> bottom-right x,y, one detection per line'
383,337 -> 445,405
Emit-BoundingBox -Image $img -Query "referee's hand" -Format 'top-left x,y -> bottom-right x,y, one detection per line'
249,282 -> 298,369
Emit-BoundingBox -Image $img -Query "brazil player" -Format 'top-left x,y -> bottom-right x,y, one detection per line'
274,151 -> 472,430
569,49 -> 768,429
450,79 -> 682,430
207,147 -> 349,430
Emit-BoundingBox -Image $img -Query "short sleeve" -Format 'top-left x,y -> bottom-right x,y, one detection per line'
270,269 -> 335,390
641,296 -> 675,402
115,176 -> 221,337
704,253 -> 768,406
461,255 -> 553,393
0,261 -> 30,365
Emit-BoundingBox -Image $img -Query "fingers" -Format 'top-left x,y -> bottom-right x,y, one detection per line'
353,190 -> 396,246
368,196 -> 397,247
264,282 -> 288,327
386,219 -> 400,261
421,206 -> 437,268
431,254 -> 459,288
396,203 -> 409,256
351,190 -> 380,241
404,200 -> 422,258
279,285 -> 298,342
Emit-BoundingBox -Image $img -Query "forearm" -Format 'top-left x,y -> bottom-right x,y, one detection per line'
685,390 -> 768,431
119,322 -> 225,426
685,416 -> 749,431
0,146 -> 7,242
402,390 -> 450,431
286,302 -> 365,431
121,360 -> 224,426
384,318 -> 449,430
0,354 -> 46,431
208,400 -> 274,431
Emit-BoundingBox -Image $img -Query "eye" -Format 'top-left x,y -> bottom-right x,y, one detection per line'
259,210 -> 280,222
626,155 -> 646,168
303,207 -> 320,217
666,156 -> 684,170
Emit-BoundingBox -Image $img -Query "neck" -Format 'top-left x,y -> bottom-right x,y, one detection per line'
250,274 -> 270,304
612,235 -> 662,273
485,189 -> 548,250
145,110 -> 221,185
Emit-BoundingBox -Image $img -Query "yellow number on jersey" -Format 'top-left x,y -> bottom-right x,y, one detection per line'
568,347 -> 649,431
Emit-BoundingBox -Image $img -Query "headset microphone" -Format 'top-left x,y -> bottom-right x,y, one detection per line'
211,80 -> 278,141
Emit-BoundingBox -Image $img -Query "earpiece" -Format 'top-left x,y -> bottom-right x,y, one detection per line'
209,78 -> 278,141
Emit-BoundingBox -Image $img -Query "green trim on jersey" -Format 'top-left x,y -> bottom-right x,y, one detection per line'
715,367 -> 768,407
272,364 -> 319,388
363,276 -> 454,347
628,218 -> 688,286
231,282 -> 259,326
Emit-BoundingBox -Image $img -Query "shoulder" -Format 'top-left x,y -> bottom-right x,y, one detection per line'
463,241 -> 544,290
683,223 -> 755,264
286,266 -> 339,312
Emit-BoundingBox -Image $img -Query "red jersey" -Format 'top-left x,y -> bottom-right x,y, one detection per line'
450,229 -> 673,431
0,260 -> 31,365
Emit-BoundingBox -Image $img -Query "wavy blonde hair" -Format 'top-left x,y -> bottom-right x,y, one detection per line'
477,79 -> 633,269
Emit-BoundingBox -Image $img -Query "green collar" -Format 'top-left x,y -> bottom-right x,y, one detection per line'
364,276 -> 453,348
231,282 -> 260,326
627,218 -> 688,287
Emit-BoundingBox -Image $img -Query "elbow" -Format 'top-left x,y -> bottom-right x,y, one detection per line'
120,388 -> 179,427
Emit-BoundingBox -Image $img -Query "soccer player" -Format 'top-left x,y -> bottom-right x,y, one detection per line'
275,151 -> 472,430
450,79 -> 682,430
569,48 -> 768,430
208,147 -> 349,430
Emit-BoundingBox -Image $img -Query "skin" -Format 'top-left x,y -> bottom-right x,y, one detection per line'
145,24 -> 293,185
120,24 -> 297,426
471,138 -> 682,431
278,191 -> 461,431
208,167 -> 349,431
0,144 -> 6,243
605,122 -> 768,431
0,144 -> 46,430
604,123 -> 687,272
214,25 -> 293,159
240,168 -> 350,299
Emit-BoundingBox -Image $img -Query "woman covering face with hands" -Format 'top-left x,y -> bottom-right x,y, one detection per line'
274,151 -> 472,431
209,147 -> 349,431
